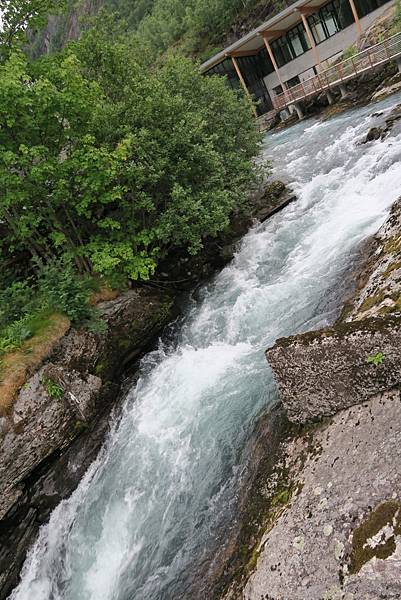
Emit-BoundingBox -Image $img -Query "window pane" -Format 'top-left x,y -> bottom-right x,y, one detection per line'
325,14 -> 338,36
291,34 -> 305,57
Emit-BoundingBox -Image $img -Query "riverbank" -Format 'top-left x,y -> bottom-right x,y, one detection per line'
222,126 -> 401,598
0,179 -> 294,599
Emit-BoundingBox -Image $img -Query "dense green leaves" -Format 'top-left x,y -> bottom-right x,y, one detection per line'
0,26 -> 261,282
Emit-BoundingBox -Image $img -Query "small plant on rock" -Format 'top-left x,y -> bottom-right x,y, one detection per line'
41,377 -> 65,399
367,352 -> 385,366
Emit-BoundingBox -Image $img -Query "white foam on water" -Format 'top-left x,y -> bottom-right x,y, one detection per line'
10,93 -> 401,600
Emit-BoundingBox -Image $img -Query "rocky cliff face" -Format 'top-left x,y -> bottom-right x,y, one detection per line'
0,287 -> 173,599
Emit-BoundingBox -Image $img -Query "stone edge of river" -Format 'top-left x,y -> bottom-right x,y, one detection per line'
225,193 -> 401,595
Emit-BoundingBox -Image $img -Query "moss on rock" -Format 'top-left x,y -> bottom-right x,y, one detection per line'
349,500 -> 401,574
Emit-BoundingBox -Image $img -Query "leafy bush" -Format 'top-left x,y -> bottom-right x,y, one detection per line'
0,0 -> 262,361
0,34 -> 261,282
0,282 -> 33,330
36,259 -> 94,323
0,261 -> 97,357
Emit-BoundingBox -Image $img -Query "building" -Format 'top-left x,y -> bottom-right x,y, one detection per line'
200,0 -> 396,117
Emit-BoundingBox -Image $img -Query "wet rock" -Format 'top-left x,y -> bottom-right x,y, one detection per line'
344,197 -> 401,322
371,80 -> 401,102
267,199 -> 401,425
252,181 -> 296,223
245,195 -> 401,599
362,126 -> 383,143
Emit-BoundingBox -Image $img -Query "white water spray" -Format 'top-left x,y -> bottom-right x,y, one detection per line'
10,94 -> 401,600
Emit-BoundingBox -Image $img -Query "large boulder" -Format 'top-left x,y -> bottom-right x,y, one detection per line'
267,316 -> 401,424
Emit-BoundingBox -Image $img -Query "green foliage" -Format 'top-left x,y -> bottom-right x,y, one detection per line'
0,32 -> 260,283
0,260 -> 97,356
41,376 -> 65,398
36,259 -> 94,323
367,352 -> 385,366
129,0 -> 264,58
343,44 -> 357,60
0,1 -> 262,361
85,318 -> 109,335
391,0 -> 401,34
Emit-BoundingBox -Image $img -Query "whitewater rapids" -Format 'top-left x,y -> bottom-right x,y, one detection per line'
10,94 -> 401,600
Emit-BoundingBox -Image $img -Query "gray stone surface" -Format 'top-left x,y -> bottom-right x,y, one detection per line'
345,197 -> 401,322
245,196 -> 401,600
245,390 -> 401,600
0,366 -> 101,520
267,316 -> 401,424
0,286 -> 174,600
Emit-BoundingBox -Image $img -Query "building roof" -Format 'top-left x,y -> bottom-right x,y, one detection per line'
200,0 -> 328,72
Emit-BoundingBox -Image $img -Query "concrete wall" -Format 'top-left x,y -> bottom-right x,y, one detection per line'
263,1 -> 395,95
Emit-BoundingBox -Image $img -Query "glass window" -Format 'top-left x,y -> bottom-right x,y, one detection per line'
334,0 -> 354,29
355,0 -> 392,18
271,22 -> 310,67
308,12 -> 328,44
288,23 -> 311,57
286,75 -> 301,88
205,53 -> 274,116
271,36 -> 293,67
321,5 -> 339,36
307,0 -> 364,45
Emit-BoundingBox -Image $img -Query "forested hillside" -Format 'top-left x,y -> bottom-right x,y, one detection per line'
30,0 -> 295,61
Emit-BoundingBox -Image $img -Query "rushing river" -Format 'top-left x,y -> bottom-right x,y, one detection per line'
10,94 -> 401,600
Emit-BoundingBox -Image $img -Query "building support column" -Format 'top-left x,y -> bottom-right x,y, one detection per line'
262,34 -> 285,89
291,102 -> 304,120
230,56 -> 258,118
339,83 -> 348,99
348,0 -> 362,36
298,11 -> 321,71
280,108 -> 290,122
396,56 -> 401,74
326,89 -> 334,105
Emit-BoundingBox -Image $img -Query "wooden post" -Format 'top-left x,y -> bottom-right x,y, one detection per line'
348,0 -> 362,36
230,56 -> 258,118
262,34 -> 285,89
367,47 -> 373,68
299,12 -> 321,71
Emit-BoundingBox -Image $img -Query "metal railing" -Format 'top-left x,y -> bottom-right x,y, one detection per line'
273,31 -> 401,111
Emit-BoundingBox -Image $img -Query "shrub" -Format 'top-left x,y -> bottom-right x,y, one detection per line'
36,259 -> 94,324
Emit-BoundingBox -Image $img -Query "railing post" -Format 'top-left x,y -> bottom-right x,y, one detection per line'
367,47 -> 373,68
384,39 -> 390,59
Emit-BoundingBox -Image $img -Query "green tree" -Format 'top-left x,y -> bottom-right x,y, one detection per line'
0,29 -> 261,282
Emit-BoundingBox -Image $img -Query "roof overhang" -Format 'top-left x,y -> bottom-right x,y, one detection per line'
200,0 -> 328,72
